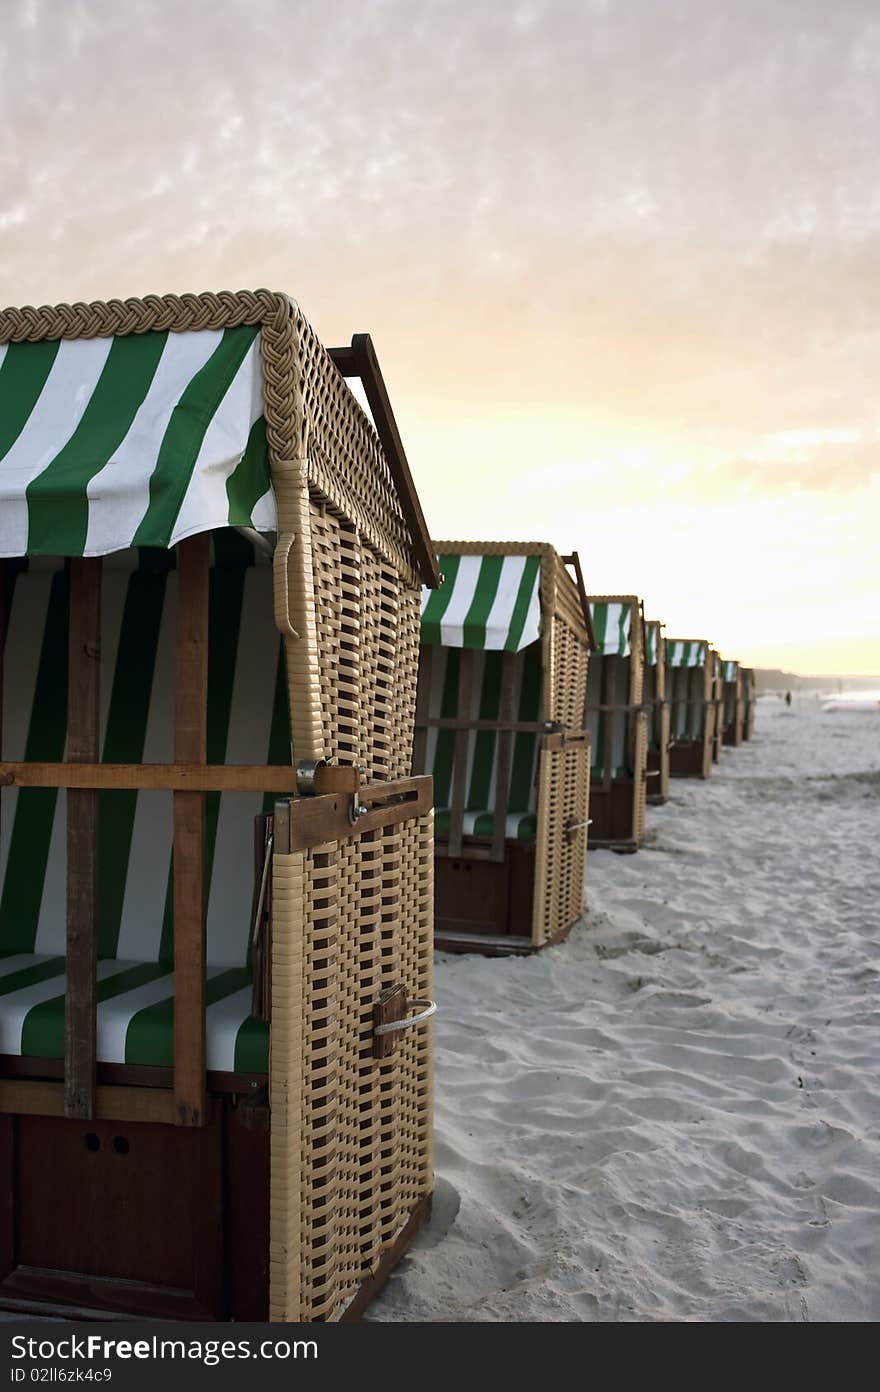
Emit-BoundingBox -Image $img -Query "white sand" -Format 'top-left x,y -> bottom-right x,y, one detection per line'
372,697 -> 880,1321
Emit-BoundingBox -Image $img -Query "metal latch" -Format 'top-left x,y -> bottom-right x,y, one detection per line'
373,984 -> 437,1059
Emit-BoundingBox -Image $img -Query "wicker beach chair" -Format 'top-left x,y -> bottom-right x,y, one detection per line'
585,596 -> 648,850
0,291 -> 436,1321
721,660 -> 745,746
415,543 -> 592,953
643,620 -> 670,804
741,667 -> 757,740
666,639 -> 715,779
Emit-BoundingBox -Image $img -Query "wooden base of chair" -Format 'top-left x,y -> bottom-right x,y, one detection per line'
434,922 -> 574,956
669,741 -> 712,779
587,778 -> 642,849
0,1096 -> 429,1322
434,840 -> 535,942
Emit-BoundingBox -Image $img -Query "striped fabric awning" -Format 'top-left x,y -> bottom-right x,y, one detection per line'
589,601 -> 632,657
723,660 -> 738,682
0,326 -> 277,557
667,640 -> 707,668
644,621 -> 660,667
420,553 -> 542,650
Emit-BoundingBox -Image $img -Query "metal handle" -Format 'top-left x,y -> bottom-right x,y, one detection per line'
374,998 -> 437,1036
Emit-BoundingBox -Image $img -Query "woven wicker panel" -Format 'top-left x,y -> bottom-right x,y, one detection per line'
269,811 -> 433,1323
532,743 -> 590,946
294,308 -> 419,591
305,502 -> 420,781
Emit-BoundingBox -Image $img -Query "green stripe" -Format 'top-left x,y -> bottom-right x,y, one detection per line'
132,326 -> 259,548
508,642 -> 541,809
0,340 -> 60,460
505,556 -> 541,651
431,647 -> 460,808
0,956 -> 65,996
420,554 -> 462,646
460,555 -> 503,649
590,603 -> 608,653
25,333 -> 168,556
0,569 -> 69,953
467,651 -> 502,809
97,569 -> 168,957
233,1013 -> 269,1074
158,565 -> 246,966
617,605 -> 629,655
226,416 -> 271,527
124,966 -> 251,1067
20,962 -> 168,1058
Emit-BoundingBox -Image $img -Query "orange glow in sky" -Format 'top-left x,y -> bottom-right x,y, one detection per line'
1,1 -> 877,675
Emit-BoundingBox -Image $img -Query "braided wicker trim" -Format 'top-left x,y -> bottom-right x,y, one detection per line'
0,289 -> 302,473
0,290 -> 422,584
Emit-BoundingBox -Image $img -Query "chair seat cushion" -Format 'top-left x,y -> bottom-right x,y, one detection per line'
0,954 -> 268,1075
434,807 -> 536,841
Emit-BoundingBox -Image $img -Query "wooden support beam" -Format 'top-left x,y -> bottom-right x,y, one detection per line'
327,335 -> 441,588
602,657 -> 616,790
0,1079 -> 179,1125
65,558 -> 102,1121
490,652 -> 517,864
0,762 -> 297,792
174,534 -> 209,1127
447,649 -> 473,860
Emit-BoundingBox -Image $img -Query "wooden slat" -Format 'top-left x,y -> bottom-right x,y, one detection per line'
174,534 -> 209,1128
447,649 -> 473,859
0,762 -> 299,791
65,558 -> 102,1121
0,1080 -> 178,1125
490,652 -> 517,863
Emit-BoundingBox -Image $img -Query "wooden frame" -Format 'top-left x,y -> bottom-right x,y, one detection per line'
644,620 -> 670,805
585,596 -> 648,851
0,290 -> 436,1324
416,544 -> 591,953
667,639 -> 714,780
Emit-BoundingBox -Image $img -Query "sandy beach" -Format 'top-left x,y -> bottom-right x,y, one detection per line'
372,697 -> 880,1321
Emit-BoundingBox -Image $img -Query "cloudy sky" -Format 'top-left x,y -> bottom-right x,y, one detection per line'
2,0 -> 878,673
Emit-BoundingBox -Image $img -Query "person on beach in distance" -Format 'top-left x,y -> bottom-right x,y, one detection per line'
785,691 -> 792,706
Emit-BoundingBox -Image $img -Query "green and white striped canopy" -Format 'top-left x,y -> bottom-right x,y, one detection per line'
589,601 -> 632,657
667,640 -> 707,668
0,326 -> 276,557
723,660 -> 739,683
644,621 -> 660,667
421,553 -> 542,650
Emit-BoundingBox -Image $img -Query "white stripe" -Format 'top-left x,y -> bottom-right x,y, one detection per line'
115,574 -> 176,962
207,566 -> 280,965
0,952 -> 57,978
0,344 -> 7,373
83,330 -> 223,556
482,556 -> 527,649
169,339 -> 268,547
0,573 -> 52,886
517,574 -> 542,651
0,338 -> 113,556
0,960 -> 127,1055
206,985 -> 256,1071
438,556 -> 483,647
